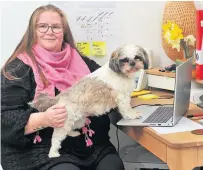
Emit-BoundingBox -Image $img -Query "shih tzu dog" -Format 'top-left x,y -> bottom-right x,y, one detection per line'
30,44 -> 149,158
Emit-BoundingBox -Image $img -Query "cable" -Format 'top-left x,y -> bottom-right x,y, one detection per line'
116,104 -> 172,154
115,105 -> 160,153
116,124 -> 120,154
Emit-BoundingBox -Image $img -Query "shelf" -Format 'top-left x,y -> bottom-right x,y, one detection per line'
146,68 -> 175,78
147,68 -> 203,85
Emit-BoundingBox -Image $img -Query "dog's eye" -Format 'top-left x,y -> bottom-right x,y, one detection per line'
134,55 -> 142,61
120,58 -> 129,62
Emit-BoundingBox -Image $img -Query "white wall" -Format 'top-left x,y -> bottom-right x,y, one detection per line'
119,1 -> 172,67
0,1 -> 202,71
1,1 -> 172,67
49,1 -> 172,67
0,1 -> 48,67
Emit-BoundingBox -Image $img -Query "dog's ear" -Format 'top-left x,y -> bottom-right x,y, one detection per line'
109,57 -> 121,73
140,48 -> 149,69
109,50 -> 121,73
111,51 -> 117,59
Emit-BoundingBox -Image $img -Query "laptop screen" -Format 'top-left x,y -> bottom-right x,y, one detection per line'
172,57 -> 193,124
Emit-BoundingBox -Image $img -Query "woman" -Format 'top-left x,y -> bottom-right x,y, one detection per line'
1,4 -> 124,170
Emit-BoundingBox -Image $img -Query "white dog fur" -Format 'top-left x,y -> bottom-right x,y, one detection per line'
29,44 -> 149,158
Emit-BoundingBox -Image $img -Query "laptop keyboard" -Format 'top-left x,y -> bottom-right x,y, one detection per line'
143,106 -> 173,123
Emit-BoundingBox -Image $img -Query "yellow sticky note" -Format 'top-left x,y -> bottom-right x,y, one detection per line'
76,42 -> 91,57
92,41 -> 106,57
138,94 -> 159,100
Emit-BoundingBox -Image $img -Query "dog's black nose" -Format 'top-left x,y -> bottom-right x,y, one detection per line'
130,61 -> 135,66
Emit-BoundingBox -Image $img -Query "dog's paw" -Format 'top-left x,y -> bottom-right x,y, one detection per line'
48,150 -> 60,158
68,131 -> 81,137
123,111 -> 142,120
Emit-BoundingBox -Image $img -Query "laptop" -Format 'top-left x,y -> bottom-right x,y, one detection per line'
117,57 -> 193,127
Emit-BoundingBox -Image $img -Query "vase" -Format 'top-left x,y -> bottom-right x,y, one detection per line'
161,1 -> 196,61
192,69 -> 196,79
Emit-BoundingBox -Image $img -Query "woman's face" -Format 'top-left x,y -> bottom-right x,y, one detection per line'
36,11 -> 64,52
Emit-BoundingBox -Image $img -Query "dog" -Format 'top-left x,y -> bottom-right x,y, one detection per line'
29,44 -> 149,158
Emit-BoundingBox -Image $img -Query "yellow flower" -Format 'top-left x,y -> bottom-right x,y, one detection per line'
170,30 -> 183,40
162,21 -> 172,32
162,21 -> 195,52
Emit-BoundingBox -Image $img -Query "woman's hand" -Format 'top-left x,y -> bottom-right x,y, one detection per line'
41,104 -> 67,128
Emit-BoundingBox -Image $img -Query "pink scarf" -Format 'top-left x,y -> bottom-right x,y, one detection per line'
17,43 -> 91,100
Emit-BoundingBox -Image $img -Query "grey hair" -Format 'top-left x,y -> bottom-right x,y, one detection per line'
109,51 -> 121,73
28,93 -> 58,112
138,46 -> 149,69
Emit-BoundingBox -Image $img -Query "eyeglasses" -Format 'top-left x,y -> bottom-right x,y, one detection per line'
36,23 -> 63,34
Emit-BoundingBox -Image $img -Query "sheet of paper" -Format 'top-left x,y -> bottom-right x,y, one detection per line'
76,42 -> 91,57
151,117 -> 203,134
92,41 -> 106,56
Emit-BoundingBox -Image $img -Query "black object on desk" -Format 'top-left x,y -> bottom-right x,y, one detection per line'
197,95 -> 203,109
165,64 -> 176,72
159,64 -> 176,73
197,103 -> 203,109
200,95 -> 203,102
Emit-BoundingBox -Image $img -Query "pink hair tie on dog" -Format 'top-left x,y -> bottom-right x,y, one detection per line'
86,138 -> 93,147
82,127 -> 88,134
88,129 -> 95,137
33,133 -> 42,144
85,118 -> 91,125
82,118 -> 95,147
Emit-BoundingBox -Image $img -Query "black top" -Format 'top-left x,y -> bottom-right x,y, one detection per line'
1,56 -> 117,170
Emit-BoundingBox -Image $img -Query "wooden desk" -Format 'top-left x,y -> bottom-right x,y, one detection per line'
120,89 -> 203,170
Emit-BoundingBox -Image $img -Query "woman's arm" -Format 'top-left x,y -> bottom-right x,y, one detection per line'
25,104 -> 67,134
24,112 -> 45,134
1,59 -> 39,147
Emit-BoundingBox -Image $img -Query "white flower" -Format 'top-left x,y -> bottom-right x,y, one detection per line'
184,35 -> 196,47
171,40 -> 181,52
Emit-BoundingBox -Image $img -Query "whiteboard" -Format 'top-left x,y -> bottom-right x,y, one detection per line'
50,1 -> 123,65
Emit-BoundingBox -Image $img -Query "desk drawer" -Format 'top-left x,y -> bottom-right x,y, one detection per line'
147,75 -> 175,91
198,146 -> 203,166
